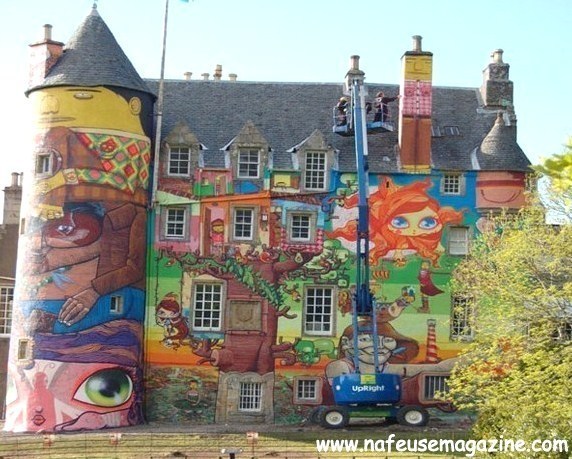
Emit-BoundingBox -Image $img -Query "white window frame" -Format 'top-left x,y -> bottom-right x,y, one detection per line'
303,152 -> 327,191
450,295 -> 474,340
440,173 -> 464,196
168,146 -> 191,177
448,226 -> 469,255
293,378 -> 322,404
110,295 -> 123,315
237,149 -> 260,179
288,212 -> 315,243
303,286 -> 335,336
165,208 -> 187,239
233,207 -> 255,241
238,382 -> 262,412
0,286 -> 14,336
192,282 -> 223,332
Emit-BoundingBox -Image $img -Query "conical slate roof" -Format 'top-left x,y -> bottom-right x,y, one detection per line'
27,6 -> 154,97
475,112 -> 529,170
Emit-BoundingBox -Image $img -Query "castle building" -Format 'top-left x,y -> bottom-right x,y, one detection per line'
4,6 -> 530,431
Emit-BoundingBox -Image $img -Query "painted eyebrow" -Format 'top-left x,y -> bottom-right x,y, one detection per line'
65,88 -> 101,93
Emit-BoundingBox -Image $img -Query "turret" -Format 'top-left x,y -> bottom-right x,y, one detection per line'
5,5 -> 154,432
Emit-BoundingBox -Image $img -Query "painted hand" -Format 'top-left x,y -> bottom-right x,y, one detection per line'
58,287 -> 99,326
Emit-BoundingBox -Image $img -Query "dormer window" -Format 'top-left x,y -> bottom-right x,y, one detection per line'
168,146 -> 191,177
304,151 -> 327,191
238,149 -> 260,179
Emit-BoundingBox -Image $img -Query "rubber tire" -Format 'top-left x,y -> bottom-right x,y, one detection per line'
309,406 -> 325,425
396,405 -> 429,427
320,406 -> 349,429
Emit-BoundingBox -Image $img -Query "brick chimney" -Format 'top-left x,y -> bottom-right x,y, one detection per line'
398,35 -> 433,172
480,49 -> 513,109
28,24 -> 64,89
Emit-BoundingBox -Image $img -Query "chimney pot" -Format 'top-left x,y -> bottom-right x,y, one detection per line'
491,49 -> 504,64
350,55 -> 360,71
412,35 -> 422,52
228,73 -> 238,82
43,24 -> 53,41
201,72 -> 210,81
184,71 -> 192,80
11,172 -> 20,187
214,64 -> 222,81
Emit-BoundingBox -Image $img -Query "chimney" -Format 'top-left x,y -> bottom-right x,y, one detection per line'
228,73 -> 238,82
183,71 -> 192,80
398,35 -> 433,173
344,55 -> 365,95
213,64 -> 222,81
28,24 -> 64,89
480,49 -> 513,109
3,173 -> 23,225
201,72 -> 210,81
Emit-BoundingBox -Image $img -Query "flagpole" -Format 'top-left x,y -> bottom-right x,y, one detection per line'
151,0 -> 170,206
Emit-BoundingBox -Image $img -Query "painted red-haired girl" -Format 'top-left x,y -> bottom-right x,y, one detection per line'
329,177 -> 464,267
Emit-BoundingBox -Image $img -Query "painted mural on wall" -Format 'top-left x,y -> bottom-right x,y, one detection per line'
5,86 -> 152,432
145,163 -> 476,424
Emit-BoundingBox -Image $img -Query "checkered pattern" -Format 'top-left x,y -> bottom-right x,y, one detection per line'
75,132 -> 150,194
280,228 -> 324,253
401,80 -> 432,117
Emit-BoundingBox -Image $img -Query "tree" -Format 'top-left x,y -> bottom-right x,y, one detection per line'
534,138 -> 572,192
447,199 -> 572,458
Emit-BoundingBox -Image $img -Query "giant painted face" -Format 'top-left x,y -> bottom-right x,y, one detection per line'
5,360 -> 137,432
42,209 -> 102,248
388,206 -> 443,237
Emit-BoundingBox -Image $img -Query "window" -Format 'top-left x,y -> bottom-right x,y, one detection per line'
193,283 -> 223,331
289,213 -> 313,242
304,152 -> 327,191
35,151 -> 53,175
165,208 -> 186,239
239,382 -> 262,412
18,339 -> 30,361
296,379 -> 318,401
443,125 -> 460,136
110,295 -> 123,314
423,375 -> 450,400
448,227 -> 469,255
431,125 -> 442,137
304,287 -> 334,336
168,147 -> 191,176
0,286 -> 14,336
552,321 -> 572,342
233,208 -> 254,241
451,295 -> 474,340
238,149 -> 260,179
441,173 -> 464,195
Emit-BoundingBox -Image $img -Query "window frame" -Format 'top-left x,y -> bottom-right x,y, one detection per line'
109,294 -> 124,315
422,374 -> 451,401
238,381 -> 263,412
35,149 -> 54,177
448,226 -> 470,255
237,149 -> 261,179
303,151 -> 328,191
450,294 -> 474,340
440,173 -> 465,196
192,282 -> 224,332
293,377 -> 323,405
303,286 -> 335,336
232,207 -> 256,241
287,211 -> 316,243
164,207 -> 187,240
167,146 -> 191,177
0,285 -> 14,337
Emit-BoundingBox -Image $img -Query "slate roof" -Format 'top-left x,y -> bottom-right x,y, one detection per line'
147,79 -> 531,173
27,6 -> 154,97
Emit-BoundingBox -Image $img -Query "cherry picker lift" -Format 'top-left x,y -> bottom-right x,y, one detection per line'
319,56 -> 429,429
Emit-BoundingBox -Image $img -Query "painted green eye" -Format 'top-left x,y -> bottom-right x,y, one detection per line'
74,368 -> 133,407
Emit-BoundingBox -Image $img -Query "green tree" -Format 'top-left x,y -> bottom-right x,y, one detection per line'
448,200 -> 572,458
534,138 -> 572,192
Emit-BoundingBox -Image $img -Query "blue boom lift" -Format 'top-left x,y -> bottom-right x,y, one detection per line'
320,56 -> 429,429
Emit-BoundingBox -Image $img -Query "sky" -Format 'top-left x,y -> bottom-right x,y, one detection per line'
0,0 -> 570,215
